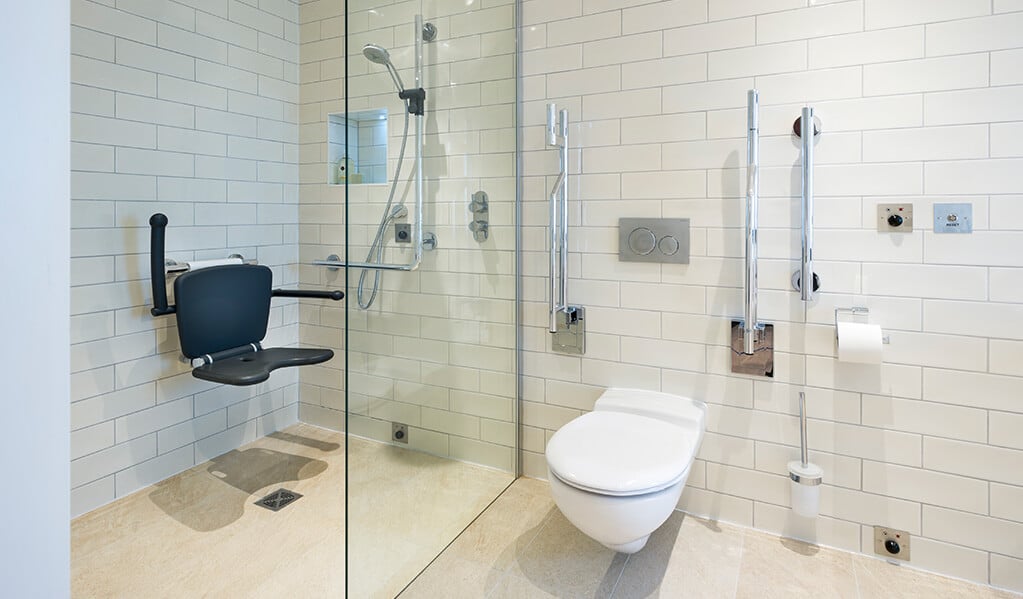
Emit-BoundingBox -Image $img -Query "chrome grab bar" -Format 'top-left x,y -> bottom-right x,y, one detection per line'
800,106 -> 814,302
311,258 -> 418,272
742,89 -> 762,355
793,106 -> 819,301
547,103 -> 569,333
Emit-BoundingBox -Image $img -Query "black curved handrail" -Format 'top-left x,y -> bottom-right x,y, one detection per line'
149,213 -> 175,316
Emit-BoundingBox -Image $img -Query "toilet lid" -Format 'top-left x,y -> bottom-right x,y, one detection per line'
546,411 -> 700,496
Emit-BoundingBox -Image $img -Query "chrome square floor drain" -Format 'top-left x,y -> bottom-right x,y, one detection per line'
255,488 -> 302,512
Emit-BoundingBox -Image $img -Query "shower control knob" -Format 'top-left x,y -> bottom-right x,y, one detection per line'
887,214 -> 904,227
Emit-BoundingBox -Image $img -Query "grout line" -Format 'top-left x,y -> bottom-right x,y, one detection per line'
731,525 -> 746,599
397,475 -> 519,597
606,552 -> 632,598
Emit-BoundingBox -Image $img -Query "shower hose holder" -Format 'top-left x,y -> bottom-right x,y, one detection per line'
399,88 -> 426,115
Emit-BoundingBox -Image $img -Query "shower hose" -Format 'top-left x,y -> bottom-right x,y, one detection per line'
357,100 -> 411,310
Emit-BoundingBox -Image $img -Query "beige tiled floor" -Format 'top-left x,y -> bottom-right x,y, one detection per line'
71,432 -> 1019,599
401,478 -> 1020,599
71,423 -> 513,598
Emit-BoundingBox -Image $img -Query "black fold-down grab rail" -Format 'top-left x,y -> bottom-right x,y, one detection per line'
149,213 -> 174,316
148,212 -> 344,317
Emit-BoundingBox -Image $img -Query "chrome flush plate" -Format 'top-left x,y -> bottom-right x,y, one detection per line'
618,218 -> 690,264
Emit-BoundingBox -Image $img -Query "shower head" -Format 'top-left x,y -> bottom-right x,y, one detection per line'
362,44 -> 391,66
362,43 -> 406,93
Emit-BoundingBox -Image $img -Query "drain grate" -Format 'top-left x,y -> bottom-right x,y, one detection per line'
255,488 -> 303,512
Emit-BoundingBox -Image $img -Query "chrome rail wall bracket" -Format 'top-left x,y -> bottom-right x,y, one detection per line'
546,103 -> 584,355
792,107 -> 822,301
732,89 -> 773,377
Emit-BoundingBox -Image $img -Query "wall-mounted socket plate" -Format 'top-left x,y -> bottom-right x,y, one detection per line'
874,525 -> 911,561
878,204 -> 913,232
392,422 -> 408,444
933,203 -> 973,234
394,223 -> 411,243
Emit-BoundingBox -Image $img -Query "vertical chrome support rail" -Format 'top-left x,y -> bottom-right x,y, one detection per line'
558,109 -> 569,315
547,103 -> 568,333
799,106 -> 814,301
732,90 -> 772,375
743,90 -> 761,355
413,14 -> 425,267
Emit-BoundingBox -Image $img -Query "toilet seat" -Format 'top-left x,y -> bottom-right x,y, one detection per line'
546,411 -> 700,497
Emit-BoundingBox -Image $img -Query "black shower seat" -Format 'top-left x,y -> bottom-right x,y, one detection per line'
173,263 -> 343,386
189,347 -> 335,386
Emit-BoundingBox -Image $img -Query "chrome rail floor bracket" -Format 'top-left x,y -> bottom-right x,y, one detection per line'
730,320 -> 774,378
552,306 -> 585,355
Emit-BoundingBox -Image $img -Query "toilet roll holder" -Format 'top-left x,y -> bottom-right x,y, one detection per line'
834,307 -> 890,344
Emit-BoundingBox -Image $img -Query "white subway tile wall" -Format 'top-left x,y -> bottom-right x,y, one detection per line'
297,0 -> 518,471
65,0 -> 1023,591
520,0 -> 1022,593
70,0 -> 301,516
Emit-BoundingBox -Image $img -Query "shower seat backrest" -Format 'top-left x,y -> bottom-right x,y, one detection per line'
174,264 -> 272,359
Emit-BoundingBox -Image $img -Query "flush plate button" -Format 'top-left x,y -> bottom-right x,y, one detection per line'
618,218 -> 690,264
628,227 -> 657,255
659,236 -> 680,256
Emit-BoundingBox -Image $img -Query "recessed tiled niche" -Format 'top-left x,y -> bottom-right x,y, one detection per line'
327,109 -> 388,185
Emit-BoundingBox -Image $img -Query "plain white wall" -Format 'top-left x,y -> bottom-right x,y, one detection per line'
0,1 -> 71,595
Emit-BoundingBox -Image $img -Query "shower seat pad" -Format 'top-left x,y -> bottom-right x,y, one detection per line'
191,346 -> 334,386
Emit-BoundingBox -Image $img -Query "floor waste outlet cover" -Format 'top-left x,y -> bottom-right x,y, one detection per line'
255,488 -> 302,512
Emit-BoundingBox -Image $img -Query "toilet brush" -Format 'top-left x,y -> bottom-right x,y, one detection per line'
788,391 -> 823,517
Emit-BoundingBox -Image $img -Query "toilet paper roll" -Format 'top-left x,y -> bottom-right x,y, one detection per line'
186,257 -> 243,271
836,321 -> 883,364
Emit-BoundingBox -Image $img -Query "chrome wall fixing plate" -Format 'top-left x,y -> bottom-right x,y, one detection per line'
552,306 -> 585,355
730,321 -> 774,378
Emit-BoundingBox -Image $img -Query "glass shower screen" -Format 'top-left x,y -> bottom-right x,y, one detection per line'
299,1 -> 518,595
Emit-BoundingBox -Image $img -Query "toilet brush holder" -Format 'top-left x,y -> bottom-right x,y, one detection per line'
789,391 -> 823,517
788,460 -> 823,517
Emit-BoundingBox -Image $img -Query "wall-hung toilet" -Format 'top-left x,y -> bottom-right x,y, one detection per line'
545,388 -> 707,553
